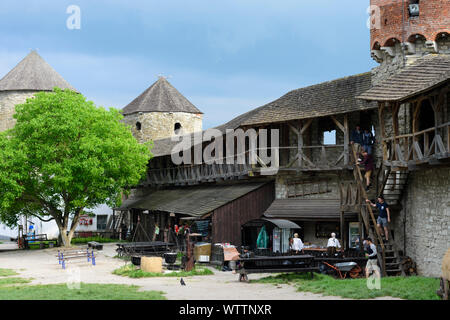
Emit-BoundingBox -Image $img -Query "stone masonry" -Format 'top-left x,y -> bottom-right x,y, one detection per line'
0,91 -> 37,132
393,167 -> 450,277
122,111 -> 203,144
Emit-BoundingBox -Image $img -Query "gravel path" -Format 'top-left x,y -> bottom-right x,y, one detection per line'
0,242 -> 400,300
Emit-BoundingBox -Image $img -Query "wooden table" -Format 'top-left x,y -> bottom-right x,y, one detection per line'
237,255 -> 319,282
116,241 -> 174,257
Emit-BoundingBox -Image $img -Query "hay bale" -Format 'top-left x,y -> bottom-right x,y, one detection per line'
442,248 -> 450,280
141,257 -> 163,273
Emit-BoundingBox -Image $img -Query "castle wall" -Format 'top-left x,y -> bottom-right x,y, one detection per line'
371,39 -> 450,85
0,91 -> 37,132
394,167 -> 450,277
122,111 -> 203,143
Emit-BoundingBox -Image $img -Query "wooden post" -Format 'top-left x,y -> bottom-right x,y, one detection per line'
358,210 -> 364,253
340,211 -> 345,250
344,114 -> 349,165
298,121 -> 303,168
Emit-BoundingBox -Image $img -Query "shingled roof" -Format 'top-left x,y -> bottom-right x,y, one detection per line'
240,72 -> 376,126
150,102 -> 269,157
122,77 -> 203,115
358,54 -> 450,102
125,182 -> 267,217
0,50 -> 77,92
150,72 -> 376,157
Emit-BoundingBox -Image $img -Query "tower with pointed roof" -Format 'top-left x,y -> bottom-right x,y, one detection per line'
122,76 -> 203,143
0,50 -> 77,132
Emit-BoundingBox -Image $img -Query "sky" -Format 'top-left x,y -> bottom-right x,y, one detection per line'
0,0 -> 377,130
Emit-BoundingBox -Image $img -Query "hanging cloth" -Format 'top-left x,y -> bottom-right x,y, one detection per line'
256,225 -> 268,248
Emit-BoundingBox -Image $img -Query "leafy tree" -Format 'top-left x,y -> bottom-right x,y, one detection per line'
0,88 -> 151,246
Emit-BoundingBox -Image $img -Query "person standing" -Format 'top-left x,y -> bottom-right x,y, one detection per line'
366,196 -> 391,241
363,238 -> 380,278
362,128 -> 375,155
350,125 -> 363,154
359,151 -> 374,191
292,233 -> 304,254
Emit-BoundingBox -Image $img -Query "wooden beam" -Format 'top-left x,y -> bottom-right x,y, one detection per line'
298,121 -> 303,168
300,118 -> 313,135
331,115 -> 345,133
343,114 -> 349,165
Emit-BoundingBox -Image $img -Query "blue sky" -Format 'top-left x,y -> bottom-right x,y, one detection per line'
0,0 -> 377,129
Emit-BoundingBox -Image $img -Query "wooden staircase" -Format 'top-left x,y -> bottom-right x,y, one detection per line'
350,145 -> 406,276
379,168 -> 409,207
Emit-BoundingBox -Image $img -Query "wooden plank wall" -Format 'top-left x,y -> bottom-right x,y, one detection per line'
211,181 -> 275,246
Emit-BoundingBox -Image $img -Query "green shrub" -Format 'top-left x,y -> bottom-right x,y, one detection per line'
112,264 -> 214,278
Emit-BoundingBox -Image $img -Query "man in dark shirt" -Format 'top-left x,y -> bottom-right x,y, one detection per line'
362,128 -> 375,155
366,196 -> 391,241
359,151 -> 374,191
350,125 -> 363,154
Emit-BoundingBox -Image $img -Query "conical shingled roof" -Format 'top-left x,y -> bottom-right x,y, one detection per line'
122,77 -> 202,115
0,50 -> 77,92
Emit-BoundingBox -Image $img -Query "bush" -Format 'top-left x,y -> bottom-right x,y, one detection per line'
112,264 -> 214,278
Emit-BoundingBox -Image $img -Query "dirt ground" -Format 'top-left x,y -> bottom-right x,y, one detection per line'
0,242 -> 400,300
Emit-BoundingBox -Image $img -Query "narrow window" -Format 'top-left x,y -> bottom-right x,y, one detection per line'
136,122 -> 142,131
174,122 -> 182,134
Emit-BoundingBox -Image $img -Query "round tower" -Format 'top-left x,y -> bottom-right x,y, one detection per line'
0,50 -> 77,132
122,77 -> 203,143
369,0 -> 450,84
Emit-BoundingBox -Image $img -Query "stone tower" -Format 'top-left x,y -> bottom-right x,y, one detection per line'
122,77 -> 203,143
0,50 -> 77,132
369,0 -> 450,84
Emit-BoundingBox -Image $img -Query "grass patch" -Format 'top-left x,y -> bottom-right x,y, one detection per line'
113,264 -> 214,278
0,268 -> 165,300
0,268 -> 19,277
252,273 -> 440,300
0,282 -> 166,300
0,277 -> 31,286
71,236 -> 126,244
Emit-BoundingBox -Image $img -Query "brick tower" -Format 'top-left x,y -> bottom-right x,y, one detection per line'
369,0 -> 450,84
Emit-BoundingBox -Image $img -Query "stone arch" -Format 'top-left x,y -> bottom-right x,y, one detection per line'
372,41 -> 381,50
383,37 -> 400,47
407,33 -> 426,43
435,31 -> 450,41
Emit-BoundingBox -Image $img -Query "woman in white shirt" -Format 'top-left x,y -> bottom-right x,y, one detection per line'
291,233 -> 304,254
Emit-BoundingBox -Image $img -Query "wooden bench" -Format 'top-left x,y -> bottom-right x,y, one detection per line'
56,248 -> 96,269
87,241 -> 103,250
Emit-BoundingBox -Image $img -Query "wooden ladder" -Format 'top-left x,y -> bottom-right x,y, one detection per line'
350,145 -> 387,276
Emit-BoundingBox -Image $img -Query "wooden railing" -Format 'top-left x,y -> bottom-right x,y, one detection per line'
382,122 -> 450,167
280,144 -> 349,170
146,162 -> 252,186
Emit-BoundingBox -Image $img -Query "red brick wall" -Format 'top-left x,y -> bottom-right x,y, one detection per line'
370,0 -> 450,49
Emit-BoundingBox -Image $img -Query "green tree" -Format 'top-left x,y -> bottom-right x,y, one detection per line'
0,88 -> 151,246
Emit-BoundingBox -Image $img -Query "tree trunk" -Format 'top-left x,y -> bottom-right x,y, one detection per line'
52,207 -> 83,248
